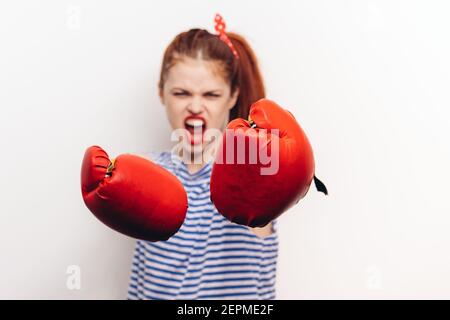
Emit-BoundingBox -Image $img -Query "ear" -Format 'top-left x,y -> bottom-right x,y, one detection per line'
228,87 -> 240,110
158,84 -> 165,105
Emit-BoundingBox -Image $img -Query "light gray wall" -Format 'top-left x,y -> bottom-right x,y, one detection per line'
1,0 -> 449,299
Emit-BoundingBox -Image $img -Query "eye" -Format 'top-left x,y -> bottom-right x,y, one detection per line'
173,91 -> 190,97
204,93 -> 221,98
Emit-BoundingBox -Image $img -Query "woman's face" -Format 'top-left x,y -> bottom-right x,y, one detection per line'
160,56 -> 239,159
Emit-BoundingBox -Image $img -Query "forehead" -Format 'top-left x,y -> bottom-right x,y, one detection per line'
165,57 -> 229,91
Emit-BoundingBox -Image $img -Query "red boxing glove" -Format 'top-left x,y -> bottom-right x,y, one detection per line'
81,146 -> 188,241
210,99 -> 327,227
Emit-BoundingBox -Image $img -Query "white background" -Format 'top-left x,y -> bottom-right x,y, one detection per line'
1,0 -> 449,299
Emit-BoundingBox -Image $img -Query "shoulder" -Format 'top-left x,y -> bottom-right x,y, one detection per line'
143,151 -> 182,173
144,151 -> 170,165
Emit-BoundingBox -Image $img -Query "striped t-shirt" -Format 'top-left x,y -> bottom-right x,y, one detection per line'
127,151 -> 279,300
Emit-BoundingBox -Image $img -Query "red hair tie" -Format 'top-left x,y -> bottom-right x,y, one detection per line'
214,14 -> 239,59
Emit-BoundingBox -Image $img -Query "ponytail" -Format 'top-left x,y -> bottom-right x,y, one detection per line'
227,32 -> 266,120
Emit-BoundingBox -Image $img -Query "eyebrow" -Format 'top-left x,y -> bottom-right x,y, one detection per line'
171,87 -> 223,93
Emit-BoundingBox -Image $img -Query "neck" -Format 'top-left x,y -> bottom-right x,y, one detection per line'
178,149 -> 206,174
186,162 -> 205,174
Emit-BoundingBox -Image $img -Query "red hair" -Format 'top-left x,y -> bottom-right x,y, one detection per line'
158,29 -> 265,120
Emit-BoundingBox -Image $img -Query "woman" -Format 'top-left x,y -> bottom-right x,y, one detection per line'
127,19 -> 278,300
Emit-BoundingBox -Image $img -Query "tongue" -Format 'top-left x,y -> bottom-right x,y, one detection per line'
186,126 -> 204,145
187,126 -> 202,134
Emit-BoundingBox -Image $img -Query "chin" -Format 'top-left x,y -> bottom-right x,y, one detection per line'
180,142 -> 204,162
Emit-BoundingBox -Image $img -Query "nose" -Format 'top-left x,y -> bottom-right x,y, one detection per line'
187,96 -> 205,114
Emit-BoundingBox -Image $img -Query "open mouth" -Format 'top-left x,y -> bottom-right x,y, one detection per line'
184,116 -> 206,145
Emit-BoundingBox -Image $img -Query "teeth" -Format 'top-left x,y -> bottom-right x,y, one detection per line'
185,119 -> 204,127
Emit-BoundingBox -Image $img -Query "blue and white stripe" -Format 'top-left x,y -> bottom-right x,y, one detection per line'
127,152 -> 278,300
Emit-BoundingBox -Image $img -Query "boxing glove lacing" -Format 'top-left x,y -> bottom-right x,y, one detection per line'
106,159 -> 115,177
